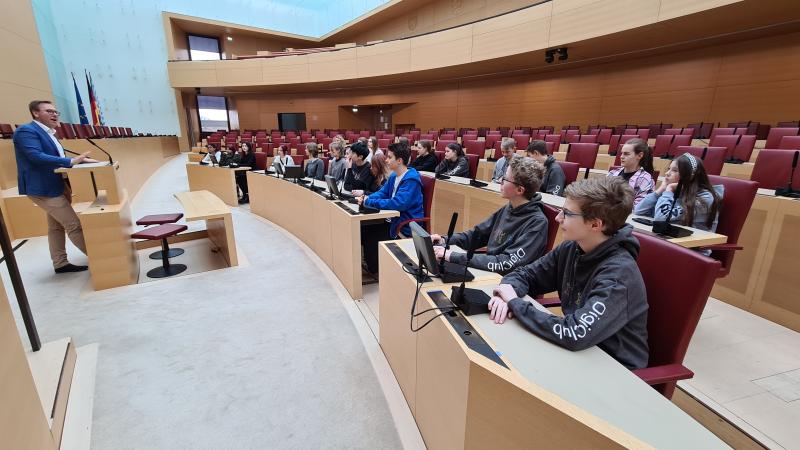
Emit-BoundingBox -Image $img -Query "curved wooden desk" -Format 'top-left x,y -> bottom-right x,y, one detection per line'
378,239 -> 727,449
246,171 -> 399,299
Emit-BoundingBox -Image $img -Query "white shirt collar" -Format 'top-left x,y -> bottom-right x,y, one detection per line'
34,120 -> 57,136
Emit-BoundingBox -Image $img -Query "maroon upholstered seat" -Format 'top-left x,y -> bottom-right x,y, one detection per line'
765,127 -> 800,149
254,152 -> 267,170
556,161 -> 580,187
710,134 -> 756,162
132,224 -> 188,278
751,149 -> 800,190
565,143 -> 599,172
393,174 -> 435,237
464,140 -> 484,157
132,223 -> 186,240
632,231 -> 721,398
778,135 -> 800,149
136,213 -> 183,226
675,146 -> 727,176
701,175 -> 759,278
466,154 -> 479,179
542,204 -> 560,253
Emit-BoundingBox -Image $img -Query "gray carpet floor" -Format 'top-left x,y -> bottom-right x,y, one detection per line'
3,154 -> 404,449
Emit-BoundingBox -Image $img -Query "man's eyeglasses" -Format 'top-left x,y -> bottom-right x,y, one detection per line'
500,176 -> 522,187
42,109 -> 60,116
557,208 -> 585,219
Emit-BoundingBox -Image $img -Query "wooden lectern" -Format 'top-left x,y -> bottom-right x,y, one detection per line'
55,161 -> 122,204
54,162 -> 138,290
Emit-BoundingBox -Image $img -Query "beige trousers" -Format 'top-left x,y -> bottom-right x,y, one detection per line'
29,185 -> 87,268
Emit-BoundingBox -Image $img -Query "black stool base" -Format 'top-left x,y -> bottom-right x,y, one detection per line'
148,247 -> 185,260
146,264 -> 187,278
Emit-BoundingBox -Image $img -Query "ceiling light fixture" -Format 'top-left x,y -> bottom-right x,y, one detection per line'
544,49 -> 555,64
557,47 -> 568,61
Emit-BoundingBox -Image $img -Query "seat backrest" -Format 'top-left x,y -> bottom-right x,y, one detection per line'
652,134 -> 674,158
466,154 -> 479,178
765,127 -> 800,148
420,133 -> 435,141
289,137 -> 301,149
566,143 -> 599,170
596,128 -> 612,145
634,231 -> 721,397
513,134 -> 530,149
254,152 -> 267,170
610,134 -> 639,154
434,150 -> 445,163
578,134 -> 598,143
675,146 -> 727,176
669,135 -> 692,155
435,139 -> 456,152
542,204 -> 560,253
321,156 -> 329,174
707,175 -> 759,275
259,143 -> 274,156
440,133 -> 455,141
290,154 -> 307,166
544,141 -> 556,155
564,129 -> 580,141
420,174 -> 436,222
751,149 -> 800,190
555,160 -> 580,187
709,127 -> 734,141
484,134 -> 500,150
62,123 -> 77,139
124,127 -> 133,137
378,138 -> 391,148
778,135 -> 800,149
384,133 -> 396,141
464,140 -> 484,157
710,134 -> 756,161
776,121 -> 800,128
687,122 -> 713,139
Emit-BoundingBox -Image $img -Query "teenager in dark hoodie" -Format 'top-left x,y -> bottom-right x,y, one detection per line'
527,140 -> 566,196
488,176 -> 649,370
434,142 -> 469,177
432,155 -> 549,274
343,141 -> 374,192
410,140 -> 438,173
358,142 -> 424,274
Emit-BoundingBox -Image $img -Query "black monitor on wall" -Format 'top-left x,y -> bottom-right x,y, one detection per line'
278,113 -> 307,132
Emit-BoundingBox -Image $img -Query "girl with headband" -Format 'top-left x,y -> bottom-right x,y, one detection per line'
634,153 -> 724,248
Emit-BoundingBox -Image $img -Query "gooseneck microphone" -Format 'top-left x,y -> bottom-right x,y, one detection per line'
776,150 -> 800,199
85,138 -> 114,165
440,212 -> 458,275
452,229 -> 482,308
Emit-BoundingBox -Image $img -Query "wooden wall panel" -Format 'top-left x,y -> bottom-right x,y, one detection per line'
548,0 -> 661,47
232,30 -> 800,131
0,0 -> 53,124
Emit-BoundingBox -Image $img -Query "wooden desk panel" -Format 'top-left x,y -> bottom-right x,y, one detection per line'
185,163 -> 243,207
247,172 -> 398,299
720,162 -> 754,180
79,191 -> 138,290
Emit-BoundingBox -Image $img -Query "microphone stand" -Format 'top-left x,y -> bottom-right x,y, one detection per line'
85,138 -> 114,165
776,151 -> 800,198
452,230 -> 481,309
652,182 -> 692,238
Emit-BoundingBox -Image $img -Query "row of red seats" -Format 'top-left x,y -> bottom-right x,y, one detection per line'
0,122 -> 135,139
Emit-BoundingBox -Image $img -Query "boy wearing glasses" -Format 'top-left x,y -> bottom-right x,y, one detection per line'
13,100 -> 98,273
488,176 -> 649,370
431,156 -> 548,274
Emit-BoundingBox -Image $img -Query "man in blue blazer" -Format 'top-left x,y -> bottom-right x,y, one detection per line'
13,100 -> 97,273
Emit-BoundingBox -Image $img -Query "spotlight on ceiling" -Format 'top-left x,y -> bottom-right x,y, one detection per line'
544,49 -> 555,64
352,105 -> 359,113
226,35 -> 233,42
557,47 -> 568,61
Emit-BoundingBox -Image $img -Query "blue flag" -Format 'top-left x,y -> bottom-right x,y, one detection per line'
72,72 -> 89,125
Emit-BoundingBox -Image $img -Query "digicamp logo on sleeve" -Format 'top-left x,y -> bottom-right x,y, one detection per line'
551,301 -> 607,340
486,248 -> 525,272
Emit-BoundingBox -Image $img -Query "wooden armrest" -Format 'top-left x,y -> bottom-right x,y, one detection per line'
698,243 -> 743,252
535,297 -> 561,308
393,217 -> 430,238
633,364 -> 693,385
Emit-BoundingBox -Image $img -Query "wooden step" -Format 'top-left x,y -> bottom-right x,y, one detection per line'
26,338 -> 96,450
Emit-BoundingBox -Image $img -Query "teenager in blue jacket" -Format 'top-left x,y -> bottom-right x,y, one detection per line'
358,142 -> 424,274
